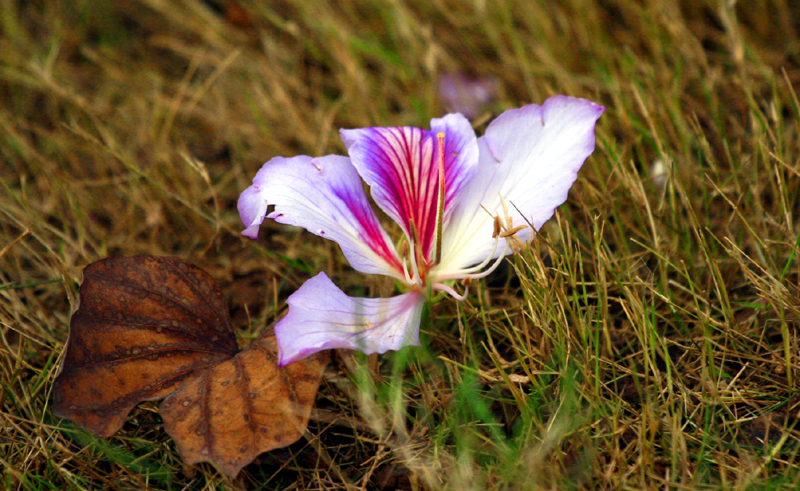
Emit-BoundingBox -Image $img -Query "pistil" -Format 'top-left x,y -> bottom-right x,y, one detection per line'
431,132 -> 446,266
431,210 -> 526,300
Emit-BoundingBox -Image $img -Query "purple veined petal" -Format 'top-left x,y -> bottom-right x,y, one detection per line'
340,114 -> 478,262
275,272 -> 427,366
238,155 -> 404,279
437,96 -> 604,273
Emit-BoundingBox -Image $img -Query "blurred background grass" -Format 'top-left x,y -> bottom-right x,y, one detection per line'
2,0 -> 800,489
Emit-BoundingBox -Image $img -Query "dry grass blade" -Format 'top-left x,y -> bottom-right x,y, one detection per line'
3,0 -> 800,489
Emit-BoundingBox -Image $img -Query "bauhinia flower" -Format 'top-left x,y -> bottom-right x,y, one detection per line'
239,95 -> 604,366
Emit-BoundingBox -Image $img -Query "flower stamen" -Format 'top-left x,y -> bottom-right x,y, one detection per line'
432,211 -> 529,284
437,233 -> 501,278
402,256 -> 416,285
432,282 -> 469,301
408,240 -> 423,287
433,240 -> 510,282
458,244 -> 509,280
399,240 -> 417,285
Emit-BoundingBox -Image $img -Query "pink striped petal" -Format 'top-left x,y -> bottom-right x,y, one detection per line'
438,96 -> 604,272
275,272 -> 427,366
238,155 -> 403,279
340,114 -> 478,262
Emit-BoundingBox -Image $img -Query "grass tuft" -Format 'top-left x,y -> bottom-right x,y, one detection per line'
2,0 -> 800,489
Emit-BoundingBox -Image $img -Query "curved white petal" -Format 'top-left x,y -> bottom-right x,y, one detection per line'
238,155 -> 404,279
275,273 -> 427,366
437,96 -> 604,273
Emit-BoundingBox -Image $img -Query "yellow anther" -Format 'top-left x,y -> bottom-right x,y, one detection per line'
499,224 -> 528,238
492,215 -> 502,238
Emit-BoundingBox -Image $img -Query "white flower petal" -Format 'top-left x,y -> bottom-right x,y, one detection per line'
438,96 -> 604,272
275,273 -> 427,366
238,155 -> 404,279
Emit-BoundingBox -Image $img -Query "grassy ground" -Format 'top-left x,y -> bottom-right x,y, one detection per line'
2,0 -> 800,489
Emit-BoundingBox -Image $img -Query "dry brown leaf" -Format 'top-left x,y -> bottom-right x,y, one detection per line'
52,256 -> 328,477
161,332 -> 328,478
52,256 -> 239,437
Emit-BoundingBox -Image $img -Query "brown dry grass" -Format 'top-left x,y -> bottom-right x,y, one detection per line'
2,0 -> 800,489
